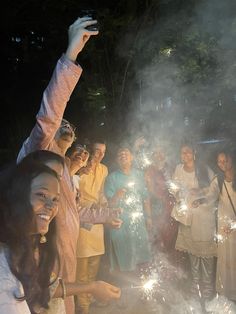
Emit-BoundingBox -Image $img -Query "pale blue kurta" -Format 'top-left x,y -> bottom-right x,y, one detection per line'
105,168 -> 151,271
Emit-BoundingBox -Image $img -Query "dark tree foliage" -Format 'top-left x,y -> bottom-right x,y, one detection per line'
2,0 -> 236,164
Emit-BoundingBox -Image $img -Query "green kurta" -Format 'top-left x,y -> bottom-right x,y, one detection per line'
105,168 -> 151,271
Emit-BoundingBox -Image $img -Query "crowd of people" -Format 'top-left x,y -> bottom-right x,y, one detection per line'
0,15 -> 235,314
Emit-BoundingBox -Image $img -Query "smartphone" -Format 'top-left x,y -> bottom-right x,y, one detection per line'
79,9 -> 99,31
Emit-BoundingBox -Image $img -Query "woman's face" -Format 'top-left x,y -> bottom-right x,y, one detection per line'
181,146 -> 194,165
30,173 -> 60,235
117,148 -> 133,168
217,153 -> 232,173
55,120 -> 76,152
92,143 -> 106,163
70,147 -> 89,170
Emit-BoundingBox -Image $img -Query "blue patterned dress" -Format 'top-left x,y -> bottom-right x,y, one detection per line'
105,168 -> 151,271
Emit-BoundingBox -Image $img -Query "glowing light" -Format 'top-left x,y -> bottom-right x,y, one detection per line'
143,157 -> 151,166
125,196 -> 134,205
168,181 -> 180,192
131,212 -> 143,221
179,203 -> 188,214
127,181 -> 135,188
161,48 -> 173,57
214,233 -> 224,243
143,279 -> 157,292
136,149 -> 152,170
230,221 -> 236,230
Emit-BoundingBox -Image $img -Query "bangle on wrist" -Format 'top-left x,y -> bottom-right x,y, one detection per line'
59,278 -> 67,299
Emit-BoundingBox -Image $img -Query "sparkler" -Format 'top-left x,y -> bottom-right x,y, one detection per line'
127,181 -> 135,188
143,279 -> 157,292
136,149 -> 152,170
130,211 -> 143,224
215,217 -> 236,244
214,233 -> 224,243
167,180 -> 180,193
129,278 -> 158,293
143,156 -> 151,167
125,196 -> 135,205
178,202 -> 188,215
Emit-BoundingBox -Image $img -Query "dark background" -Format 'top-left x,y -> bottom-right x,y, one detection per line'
1,0 -> 236,166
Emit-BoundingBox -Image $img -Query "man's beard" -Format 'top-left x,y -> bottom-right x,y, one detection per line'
59,128 -> 73,141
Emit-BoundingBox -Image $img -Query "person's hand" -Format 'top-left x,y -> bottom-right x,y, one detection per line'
223,225 -> 232,235
107,218 -> 123,229
66,17 -> 99,62
133,136 -> 146,152
191,200 -> 200,208
77,161 -> 93,176
115,188 -> 127,200
90,281 -> 121,302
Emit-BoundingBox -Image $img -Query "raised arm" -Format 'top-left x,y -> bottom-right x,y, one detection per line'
17,17 -> 98,161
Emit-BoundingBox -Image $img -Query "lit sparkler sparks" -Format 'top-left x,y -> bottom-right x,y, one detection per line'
214,233 -> 225,243
167,181 -> 180,193
143,279 -> 157,292
130,211 -> 143,223
215,218 -> 236,243
127,181 -> 135,188
136,149 -> 152,169
178,202 -> 188,214
125,196 -> 135,205
143,156 -> 151,167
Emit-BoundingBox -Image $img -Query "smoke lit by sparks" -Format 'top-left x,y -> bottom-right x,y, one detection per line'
143,279 -> 157,292
143,156 -> 151,167
127,181 -> 135,188
125,195 -> 135,205
168,181 -> 180,193
130,211 -> 143,224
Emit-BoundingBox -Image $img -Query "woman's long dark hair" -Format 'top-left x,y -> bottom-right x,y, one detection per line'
180,141 -> 211,188
216,148 -> 236,192
0,161 -> 60,313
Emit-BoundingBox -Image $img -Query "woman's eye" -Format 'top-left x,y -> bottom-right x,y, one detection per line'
53,197 -> 60,204
36,192 -> 46,199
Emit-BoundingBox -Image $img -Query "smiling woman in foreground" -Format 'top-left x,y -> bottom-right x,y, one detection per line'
0,160 -> 60,314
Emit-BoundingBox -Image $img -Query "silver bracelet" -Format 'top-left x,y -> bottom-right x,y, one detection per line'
59,278 -> 67,299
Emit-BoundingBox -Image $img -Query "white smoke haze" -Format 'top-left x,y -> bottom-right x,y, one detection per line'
116,0 -> 236,153
107,1 -> 236,313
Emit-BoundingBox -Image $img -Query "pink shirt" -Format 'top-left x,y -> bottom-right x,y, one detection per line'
17,55 -> 115,313
17,55 -> 82,314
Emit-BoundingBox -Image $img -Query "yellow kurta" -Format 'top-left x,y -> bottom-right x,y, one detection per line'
216,181 -> 236,300
77,163 -> 108,258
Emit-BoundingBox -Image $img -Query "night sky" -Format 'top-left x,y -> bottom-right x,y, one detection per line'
2,0 -> 236,165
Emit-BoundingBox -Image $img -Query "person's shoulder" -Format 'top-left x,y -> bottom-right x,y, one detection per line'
100,163 -> 108,173
174,163 -> 183,173
107,169 -> 119,179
